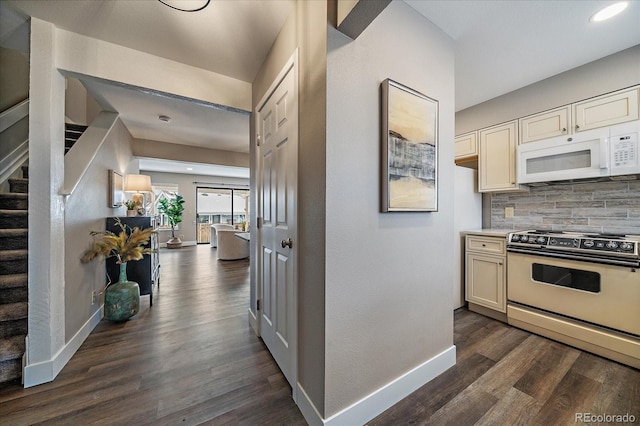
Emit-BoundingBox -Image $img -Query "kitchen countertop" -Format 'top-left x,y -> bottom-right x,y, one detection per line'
461,229 -> 514,238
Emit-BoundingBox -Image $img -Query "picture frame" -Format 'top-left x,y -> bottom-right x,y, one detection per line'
108,169 -> 124,208
381,78 -> 438,212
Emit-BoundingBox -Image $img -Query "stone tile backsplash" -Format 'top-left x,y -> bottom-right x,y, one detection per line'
490,179 -> 640,235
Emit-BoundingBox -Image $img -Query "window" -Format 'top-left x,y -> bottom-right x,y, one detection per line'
151,183 -> 179,230
196,187 -> 250,243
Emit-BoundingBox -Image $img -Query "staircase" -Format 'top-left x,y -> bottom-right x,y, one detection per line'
65,123 -> 88,154
0,164 -> 29,385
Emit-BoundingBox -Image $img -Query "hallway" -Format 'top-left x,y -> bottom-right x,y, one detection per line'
0,245 -> 306,424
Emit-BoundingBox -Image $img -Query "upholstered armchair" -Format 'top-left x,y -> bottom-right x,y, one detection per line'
210,224 -> 235,248
216,229 -> 249,260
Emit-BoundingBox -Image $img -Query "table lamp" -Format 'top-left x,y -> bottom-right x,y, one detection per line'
124,174 -> 152,214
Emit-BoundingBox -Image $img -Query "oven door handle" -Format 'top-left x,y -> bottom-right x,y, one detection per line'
507,247 -> 640,268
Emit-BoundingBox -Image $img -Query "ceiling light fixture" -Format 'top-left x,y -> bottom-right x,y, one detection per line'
158,0 -> 210,12
158,115 -> 171,123
187,167 -> 193,171
590,2 -> 628,22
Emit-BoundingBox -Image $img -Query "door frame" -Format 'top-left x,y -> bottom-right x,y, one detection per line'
253,49 -> 299,399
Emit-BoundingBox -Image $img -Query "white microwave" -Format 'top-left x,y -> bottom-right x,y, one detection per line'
517,121 -> 640,184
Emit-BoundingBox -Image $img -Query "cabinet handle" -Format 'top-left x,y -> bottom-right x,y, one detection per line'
482,244 -> 486,247
499,262 -> 503,265
575,124 -> 580,131
562,127 -> 567,132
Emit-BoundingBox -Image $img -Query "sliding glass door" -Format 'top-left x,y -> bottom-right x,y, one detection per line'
196,187 -> 250,244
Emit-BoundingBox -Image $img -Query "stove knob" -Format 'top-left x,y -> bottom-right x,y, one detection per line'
550,238 -> 557,245
620,242 -> 634,251
520,236 -> 529,242
511,235 -> 520,242
583,240 -> 595,248
536,236 -> 546,244
606,241 -> 618,249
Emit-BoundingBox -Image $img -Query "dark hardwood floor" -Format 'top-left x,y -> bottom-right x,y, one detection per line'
1,245 -> 638,425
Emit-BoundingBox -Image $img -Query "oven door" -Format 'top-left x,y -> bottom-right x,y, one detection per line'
507,251 -> 639,336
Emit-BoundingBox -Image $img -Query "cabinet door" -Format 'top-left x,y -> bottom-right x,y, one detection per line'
455,132 -> 478,159
466,253 -> 506,312
519,106 -> 570,144
479,121 -> 518,192
573,87 -> 639,132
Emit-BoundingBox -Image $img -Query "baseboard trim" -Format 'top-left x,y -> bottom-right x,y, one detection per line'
297,345 -> 456,426
23,307 -> 102,388
159,240 -> 197,248
248,308 -> 259,335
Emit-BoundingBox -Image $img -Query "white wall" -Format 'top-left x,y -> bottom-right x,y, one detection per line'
325,0 -> 455,417
142,171 -> 249,245
453,167 -> 481,309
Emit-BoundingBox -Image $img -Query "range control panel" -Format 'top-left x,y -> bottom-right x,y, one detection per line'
507,231 -> 638,259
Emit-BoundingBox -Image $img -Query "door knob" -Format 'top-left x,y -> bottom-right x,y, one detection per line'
281,238 -> 293,249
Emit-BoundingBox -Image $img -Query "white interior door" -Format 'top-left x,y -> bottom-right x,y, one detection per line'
256,55 -> 297,389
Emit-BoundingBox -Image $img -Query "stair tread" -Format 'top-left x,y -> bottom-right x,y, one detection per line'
0,274 -> 28,289
0,335 -> 25,362
0,250 -> 28,261
0,302 -> 28,321
0,229 -> 28,235
0,359 -> 22,383
0,193 -> 28,198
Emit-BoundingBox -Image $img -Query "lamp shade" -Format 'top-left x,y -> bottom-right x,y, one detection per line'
124,174 -> 152,193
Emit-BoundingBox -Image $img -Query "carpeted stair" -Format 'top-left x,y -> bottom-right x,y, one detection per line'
0,164 -> 28,385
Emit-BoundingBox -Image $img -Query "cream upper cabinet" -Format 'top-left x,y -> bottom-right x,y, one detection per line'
455,132 -> 477,159
519,106 -> 571,144
479,121 -> 521,192
465,235 -> 506,313
573,87 -> 639,133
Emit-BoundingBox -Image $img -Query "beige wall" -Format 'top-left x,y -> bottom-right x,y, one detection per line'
65,119 -> 135,337
133,139 -> 249,168
325,0 -> 455,416
0,46 -> 29,111
55,28 -> 252,111
456,45 -> 640,135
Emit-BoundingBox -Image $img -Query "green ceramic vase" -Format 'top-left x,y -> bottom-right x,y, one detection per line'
104,262 -> 140,322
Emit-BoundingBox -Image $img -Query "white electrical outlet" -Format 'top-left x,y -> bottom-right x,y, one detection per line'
505,207 -> 515,218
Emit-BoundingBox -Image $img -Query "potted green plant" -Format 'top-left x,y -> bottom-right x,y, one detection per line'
158,194 -> 185,249
123,199 -> 138,217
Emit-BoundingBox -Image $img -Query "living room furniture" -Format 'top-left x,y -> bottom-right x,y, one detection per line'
217,229 -> 249,260
210,223 -> 235,248
105,217 -> 160,305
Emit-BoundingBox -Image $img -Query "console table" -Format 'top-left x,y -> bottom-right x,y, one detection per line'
105,217 -> 160,305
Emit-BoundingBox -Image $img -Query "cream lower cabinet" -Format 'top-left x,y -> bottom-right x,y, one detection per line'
479,121 -> 523,192
465,235 -> 506,314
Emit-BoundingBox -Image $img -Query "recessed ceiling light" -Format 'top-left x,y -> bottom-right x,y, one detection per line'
187,167 -> 193,171
158,115 -> 171,123
590,2 -> 628,22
